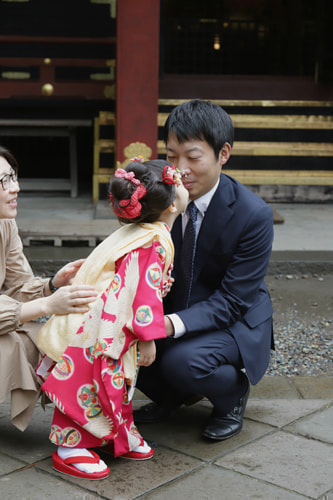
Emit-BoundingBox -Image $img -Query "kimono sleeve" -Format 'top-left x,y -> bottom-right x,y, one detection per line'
120,241 -> 168,342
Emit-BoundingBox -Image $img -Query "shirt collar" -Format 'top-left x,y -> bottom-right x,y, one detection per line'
191,177 -> 220,217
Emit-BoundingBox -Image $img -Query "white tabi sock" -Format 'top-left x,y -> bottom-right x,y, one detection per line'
133,440 -> 151,453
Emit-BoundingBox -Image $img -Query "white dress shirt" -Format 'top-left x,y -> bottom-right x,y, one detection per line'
169,178 -> 220,338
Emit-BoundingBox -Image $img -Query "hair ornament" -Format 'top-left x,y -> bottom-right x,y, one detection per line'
129,155 -> 145,163
162,165 -> 181,186
110,169 -> 147,219
115,168 -> 140,185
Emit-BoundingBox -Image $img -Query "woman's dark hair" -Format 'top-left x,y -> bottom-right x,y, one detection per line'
109,159 -> 176,224
0,145 -> 18,171
163,99 -> 234,159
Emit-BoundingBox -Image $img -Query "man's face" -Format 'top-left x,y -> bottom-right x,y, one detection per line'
166,133 -> 227,200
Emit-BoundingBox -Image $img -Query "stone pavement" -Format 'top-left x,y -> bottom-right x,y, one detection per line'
1,376 -> 332,500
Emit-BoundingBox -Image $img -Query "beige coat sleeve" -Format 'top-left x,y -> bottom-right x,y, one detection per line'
0,219 -> 48,335
0,294 -> 22,335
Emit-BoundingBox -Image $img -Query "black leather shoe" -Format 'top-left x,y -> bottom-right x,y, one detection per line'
133,402 -> 177,424
202,383 -> 250,441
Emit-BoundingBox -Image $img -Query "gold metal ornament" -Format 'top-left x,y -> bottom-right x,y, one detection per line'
104,84 -> 115,99
90,0 -> 116,18
116,142 -> 152,169
41,83 -> 54,96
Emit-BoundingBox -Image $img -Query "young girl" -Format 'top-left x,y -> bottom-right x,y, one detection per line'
39,159 -> 188,480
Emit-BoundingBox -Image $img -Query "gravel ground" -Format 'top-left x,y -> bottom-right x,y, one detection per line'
266,272 -> 333,376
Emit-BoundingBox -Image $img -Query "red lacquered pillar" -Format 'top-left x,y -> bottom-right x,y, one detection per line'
116,0 -> 160,165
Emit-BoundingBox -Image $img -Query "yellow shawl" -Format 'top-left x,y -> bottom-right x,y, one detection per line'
36,222 -> 174,363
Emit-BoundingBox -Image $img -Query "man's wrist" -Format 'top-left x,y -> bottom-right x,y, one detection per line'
166,314 -> 186,338
164,315 -> 175,337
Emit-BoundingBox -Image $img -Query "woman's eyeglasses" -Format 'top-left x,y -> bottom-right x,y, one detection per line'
0,171 -> 18,191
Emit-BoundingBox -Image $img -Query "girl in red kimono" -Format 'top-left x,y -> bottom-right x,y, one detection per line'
41,159 -> 188,480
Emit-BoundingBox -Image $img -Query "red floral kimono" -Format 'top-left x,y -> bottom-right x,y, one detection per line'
42,239 -> 171,457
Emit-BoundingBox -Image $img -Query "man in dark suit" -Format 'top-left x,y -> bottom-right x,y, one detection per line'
135,99 -> 274,440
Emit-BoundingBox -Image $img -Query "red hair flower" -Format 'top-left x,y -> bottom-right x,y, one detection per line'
162,165 -> 181,186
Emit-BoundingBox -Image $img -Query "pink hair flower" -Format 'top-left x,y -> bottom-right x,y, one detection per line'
115,168 -> 140,185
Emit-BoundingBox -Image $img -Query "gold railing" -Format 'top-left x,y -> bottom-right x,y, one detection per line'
158,99 -> 333,186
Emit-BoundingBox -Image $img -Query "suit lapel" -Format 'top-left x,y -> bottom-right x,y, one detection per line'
171,215 -> 183,268
171,174 -> 236,277
194,174 -> 235,268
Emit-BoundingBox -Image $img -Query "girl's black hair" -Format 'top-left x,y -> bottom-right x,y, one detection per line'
109,159 -> 176,224
0,145 -> 18,171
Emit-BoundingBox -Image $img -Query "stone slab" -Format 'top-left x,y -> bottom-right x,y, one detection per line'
250,376 -> 300,399
0,404 -> 54,462
0,467 -> 97,500
289,376 -> 333,399
0,454 -> 26,476
286,404 -> 333,443
216,430 -> 333,498
246,399 -> 331,428
0,401 -> 10,420
270,203 -> 333,251
142,466 -> 307,500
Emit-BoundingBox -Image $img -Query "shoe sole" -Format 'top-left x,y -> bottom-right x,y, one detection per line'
98,445 -> 154,461
52,465 -> 110,480
52,451 -> 110,480
119,449 -> 154,461
202,425 -> 243,441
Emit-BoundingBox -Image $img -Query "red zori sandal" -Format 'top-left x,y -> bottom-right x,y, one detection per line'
121,448 -> 154,460
52,451 -> 110,480
100,442 -> 154,461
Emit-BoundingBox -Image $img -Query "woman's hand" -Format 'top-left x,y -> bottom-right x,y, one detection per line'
51,259 -> 86,288
44,284 -> 98,315
19,284 -> 98,324
137,340 -> 156,367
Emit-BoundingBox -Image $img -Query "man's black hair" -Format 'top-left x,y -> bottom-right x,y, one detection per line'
163,99 -> 234,159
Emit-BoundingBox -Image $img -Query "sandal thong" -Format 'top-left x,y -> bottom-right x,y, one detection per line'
52,450 -> 110,480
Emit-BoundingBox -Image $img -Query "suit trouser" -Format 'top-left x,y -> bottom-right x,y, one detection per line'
136,329 -> 248,416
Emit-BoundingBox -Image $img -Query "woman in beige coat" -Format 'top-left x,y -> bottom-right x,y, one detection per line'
0,146 -> 97,431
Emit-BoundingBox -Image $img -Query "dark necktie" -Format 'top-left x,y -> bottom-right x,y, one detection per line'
180,201 -> 198,308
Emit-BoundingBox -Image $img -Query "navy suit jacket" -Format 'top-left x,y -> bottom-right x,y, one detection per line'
164,174 -> 274,385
